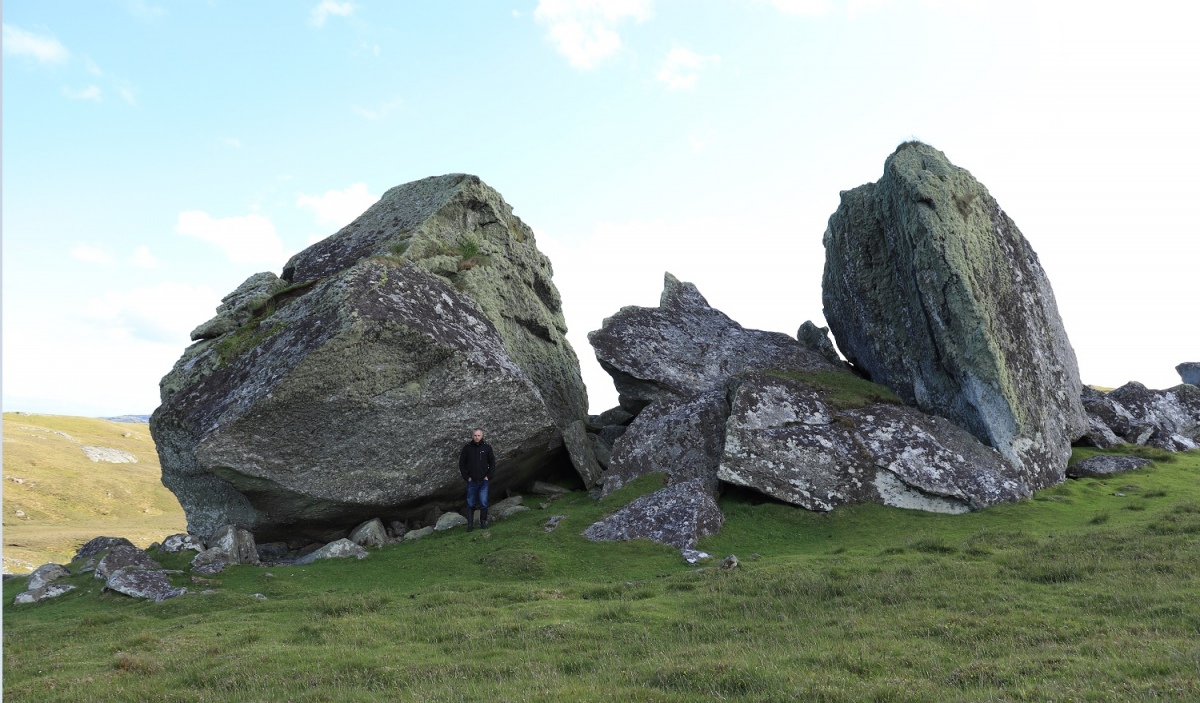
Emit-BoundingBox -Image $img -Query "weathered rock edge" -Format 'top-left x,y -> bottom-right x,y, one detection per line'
822,142 -> 1086,491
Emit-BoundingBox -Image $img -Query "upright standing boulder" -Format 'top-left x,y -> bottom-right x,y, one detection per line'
152,175 -> 589,540
822,142 -> 1086,490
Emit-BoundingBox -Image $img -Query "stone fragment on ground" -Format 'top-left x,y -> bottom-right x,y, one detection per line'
489,496 -> 528,521
74,536 -> 135,562
530,481 -> 568,497
1066,455 -> 1153,478
104,568 -> 187,601
582,478 -> 723,550
27,563 -> 70,591
403,526 -> 435,542
293,538 -> 369,564
95,546 -> 162,581
159,533 -> 205,554
349,518 -> 388,548
822,142 -> 1086,490
81,446 -> 138,463
681,549 -> 711,564
720,555 -> 739,571
14,583 -> 76,604
434,513 -> 467,531
544,515 -> 567,532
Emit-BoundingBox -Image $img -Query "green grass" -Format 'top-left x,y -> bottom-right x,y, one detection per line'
765,369 -> 904,409
5,451 -> 1200,701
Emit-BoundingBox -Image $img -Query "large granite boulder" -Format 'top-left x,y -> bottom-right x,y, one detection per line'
822,142 -> 1086,490
1105,382 -> 1199,451
152,175 -> 589,539
716,372 -> 1027,513
582,479 -> 723,550
104,568 -> 187,601
589,273 -> 834,413
1178,363 -> 1200,387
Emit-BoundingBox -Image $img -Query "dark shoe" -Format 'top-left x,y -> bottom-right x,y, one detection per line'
480,508 -> 489,529
467,510 -> 475,532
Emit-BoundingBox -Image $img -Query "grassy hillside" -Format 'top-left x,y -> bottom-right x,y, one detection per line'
2,413 -> 187,572
4,447 -> 1198,702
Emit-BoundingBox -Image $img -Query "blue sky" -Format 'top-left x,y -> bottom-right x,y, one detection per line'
4,0 -> 1198,416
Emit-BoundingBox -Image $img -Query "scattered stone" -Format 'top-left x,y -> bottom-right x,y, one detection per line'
403,526 -> 435,542
158,533 -> 205,554
602,391 -> 729,496
349,518 -> 388,548
251,593 -> 267,600
530,481 -> 568,497
14,584 -> 76,604
489,496 -> 529,522
153,175 -> 590,540
95,546 -> 162,581
81,446 -> 138,463
1178,362 -> 1200,387
720,555 -> 739,571
544,515 -> 567,532
104,568 -> 187,601
434,513 -> 468,531
205,525 -> 260,565
387,521 -> 408,539
27,563 -> 70,591
190,550 -> 230,576
294,538 -> 370,565
681,549 -> 711,564
822,142 -> 1086,490
74,536 -> 135,562
582,478 -> 724,550
1067,455 -> 1153,478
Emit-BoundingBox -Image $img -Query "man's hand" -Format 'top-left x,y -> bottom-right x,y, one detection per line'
484,477 -> 489,481
467,478 -> 473,482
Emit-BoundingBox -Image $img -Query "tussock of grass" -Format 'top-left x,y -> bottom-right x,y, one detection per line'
764,369 -> 903,409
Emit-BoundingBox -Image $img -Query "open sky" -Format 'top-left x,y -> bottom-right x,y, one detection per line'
4,0 -> 1198,417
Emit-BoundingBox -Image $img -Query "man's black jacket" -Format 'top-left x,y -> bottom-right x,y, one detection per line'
459,441 -> 496,481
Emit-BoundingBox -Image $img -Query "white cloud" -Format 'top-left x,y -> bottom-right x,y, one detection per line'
122,0 -> 167,19
513,9 -> 523,18
656,47 -> 720,91
296,183 -> 380,229
309,0 -> 357,28
83,56 -> 104,76
85,282 -> 219,345
130,245 -> 160,268
2,24 -> 71,64
116,83 -> 138,106
351,97 -> 403,120
762,0 -> 834,15
534,0 -> 653,69
176,211 -> 287,265
63,85 -> 103,101
221,137 -> 243,148
70,244 -> 116,265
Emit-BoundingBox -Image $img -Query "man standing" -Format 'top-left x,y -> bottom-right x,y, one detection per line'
459,428 -> 495,532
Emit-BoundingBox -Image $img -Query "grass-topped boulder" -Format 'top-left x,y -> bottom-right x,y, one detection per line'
151,175 -> 589,541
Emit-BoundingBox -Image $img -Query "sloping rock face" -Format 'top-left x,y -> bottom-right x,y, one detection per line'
1081,383 -> 1200,451
152,175 -> 588,539
822,142 -> 1086,490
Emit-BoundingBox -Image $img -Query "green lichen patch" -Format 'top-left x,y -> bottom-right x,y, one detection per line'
214,320 -> 287,365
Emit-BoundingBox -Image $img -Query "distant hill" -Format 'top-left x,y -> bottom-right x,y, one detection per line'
103,414 -> 152,423
2,413 -> 186,573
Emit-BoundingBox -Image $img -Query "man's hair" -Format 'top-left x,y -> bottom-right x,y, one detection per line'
473,428 -> 484,434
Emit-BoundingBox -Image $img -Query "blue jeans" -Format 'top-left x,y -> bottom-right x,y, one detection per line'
466,480 -> 490,509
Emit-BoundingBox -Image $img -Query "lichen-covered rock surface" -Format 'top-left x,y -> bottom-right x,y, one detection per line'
1081,383 -> 1200,452
822,142 -> 1086,490
152,174 -> 588,540
589,273 -> 834,412
1067,454 -> 1152,478
582,479 -> 723,550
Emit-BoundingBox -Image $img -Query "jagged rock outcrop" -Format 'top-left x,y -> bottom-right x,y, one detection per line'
1178,363 -> 1200,387
1080,382 -> 1200,452
152,174 -> 589,539
589,273 -> 835,414
583,479 -> 723,550
796,321 -> 842,367
822,142 -> 1086,490
104,568 -> 187,601
73,536 -> 134,562
94,546 -> 162,581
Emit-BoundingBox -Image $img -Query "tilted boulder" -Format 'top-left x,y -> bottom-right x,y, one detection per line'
104,568 -> 187,601
27,563 -> 70,591
589,273 -> 834,414
349,519 -> 388,548
716,373 -> 1027,513
152,175 -> 589,539
822,142 -> 1086,489
73,536 -> 134,562
158,533 -> 205,554
1178,363 -> 1200,387
582,478 -> 723,550
95,546 -> 162,581
601,391 -> 729,496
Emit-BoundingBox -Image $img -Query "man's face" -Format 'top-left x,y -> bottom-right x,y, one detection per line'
472,430 -> 484,443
